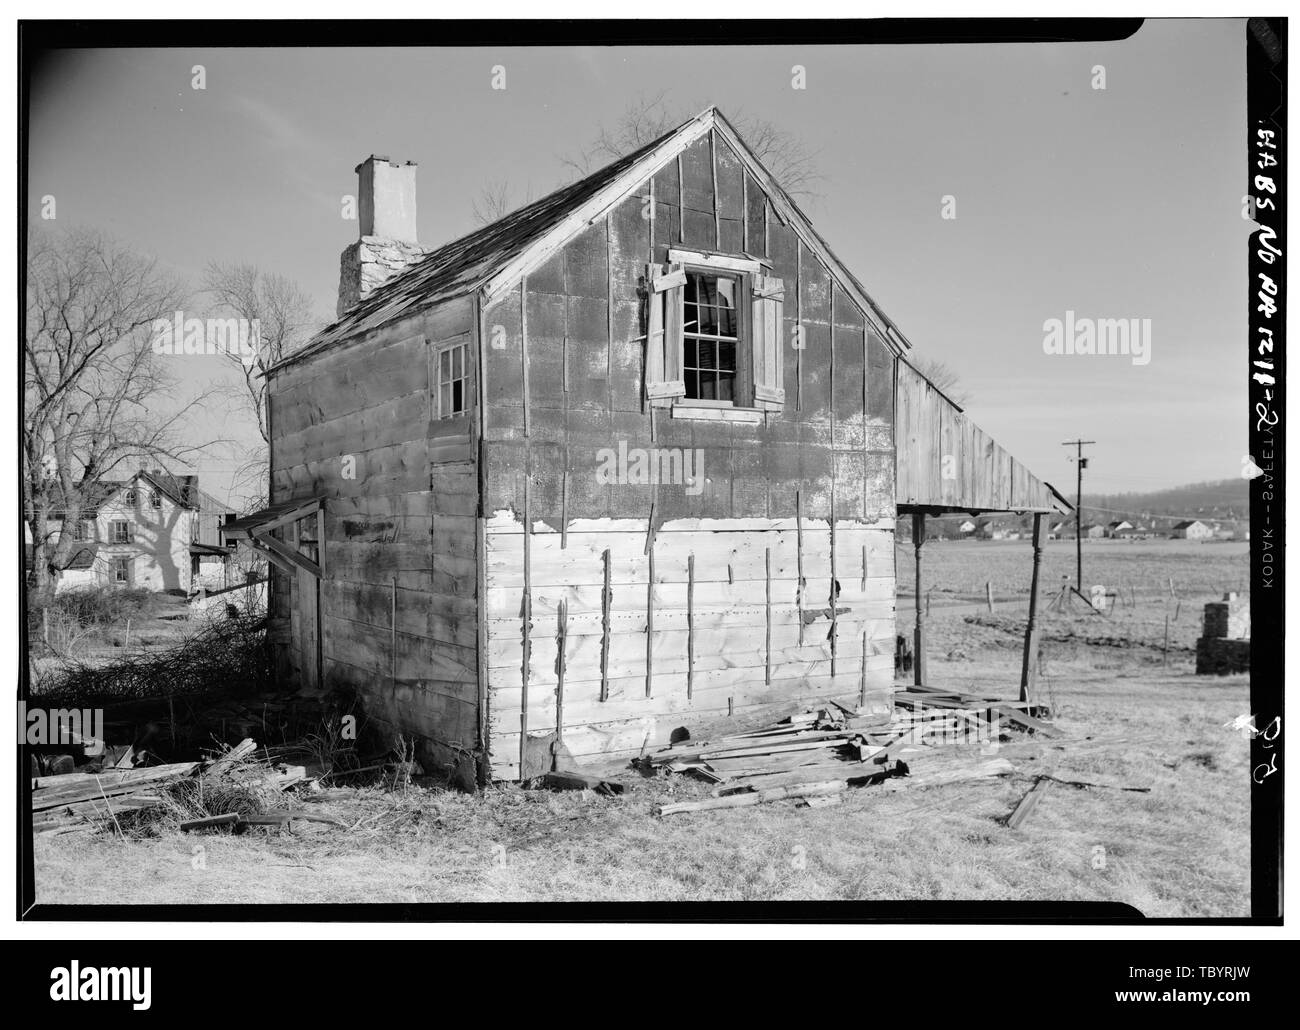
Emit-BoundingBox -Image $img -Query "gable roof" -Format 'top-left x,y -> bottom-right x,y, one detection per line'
272,107 -> 913,375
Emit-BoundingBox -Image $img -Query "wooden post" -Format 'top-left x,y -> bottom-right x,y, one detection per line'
829,488 -> 838,678
519,475 -> 532,773
391,576 -> 397,692
599,548 -> 612,702
985,581 -> 994,613
1019,513 -> 1044,704
859,629 -> 869,707
560,469 -> 568,550
645,540 -> 655,698
1163,615 -> 1170,666
796,488 -> 805,645
913,512 -> 926,689
555,599 -> 567,744
686,553 -> 695,700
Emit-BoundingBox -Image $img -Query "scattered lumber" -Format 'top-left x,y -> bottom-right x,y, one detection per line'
712,759 -> 902,796
991,706 -> 1063,738
876,758 -> 1016,794
1005,777 -> 1052,829
31,763 -> 200,812
30,738 -> 316,833
658,780 -> 849,816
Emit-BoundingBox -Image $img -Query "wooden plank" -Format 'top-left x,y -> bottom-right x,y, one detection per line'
1006,777 -> 1051,829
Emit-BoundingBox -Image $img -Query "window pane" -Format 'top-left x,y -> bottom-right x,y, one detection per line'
717,372 -> 735,402
718,341 -> 736,371
698,341 -> 716,368
697,304 -> 718,336
716,278 -> 737,308
452,380 -> 463,413
440,383 -> 451,417
718,302 -> 737,338
684,274 -> 699,305
685,369 -> 700,399
683,303 -> 698,333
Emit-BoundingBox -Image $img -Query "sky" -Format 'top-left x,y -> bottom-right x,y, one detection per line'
26,20 -> 1249,507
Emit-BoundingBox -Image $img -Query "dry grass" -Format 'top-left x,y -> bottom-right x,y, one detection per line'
33,626 -> 1250,912
33,538 -> 1250,912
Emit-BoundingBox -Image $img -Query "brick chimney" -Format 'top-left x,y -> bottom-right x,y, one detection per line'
337,155 -> 423,317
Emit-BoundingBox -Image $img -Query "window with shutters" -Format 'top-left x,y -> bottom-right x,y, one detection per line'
645,250 -> 785,419
683,273 -> 740,402
112,557 -> 131,585
111,520 -> 132,544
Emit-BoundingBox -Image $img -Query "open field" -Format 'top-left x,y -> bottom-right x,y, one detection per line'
33,538 -> 1252,914
898,538 -> 1250,602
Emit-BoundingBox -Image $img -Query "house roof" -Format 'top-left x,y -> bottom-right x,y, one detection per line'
46,469 -> 202,517
1172,520 -> 1205,530
271,107 -> 914,375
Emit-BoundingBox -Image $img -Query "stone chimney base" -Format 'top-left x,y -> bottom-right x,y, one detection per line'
337,236 -> 425,317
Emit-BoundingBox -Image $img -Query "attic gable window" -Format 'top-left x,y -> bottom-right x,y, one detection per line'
645,250 -> 785,418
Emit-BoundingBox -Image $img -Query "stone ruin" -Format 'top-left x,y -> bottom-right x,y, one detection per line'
1195,592 -> 1250,675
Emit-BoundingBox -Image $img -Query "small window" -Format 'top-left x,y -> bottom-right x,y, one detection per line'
112,557 -> 131,585
111,520 -> 132,544
124,489 -> 138,505
435,341 -> 469,419
683,273 -> 741,403
73,521 -> 89,541
150,490 -> 162,508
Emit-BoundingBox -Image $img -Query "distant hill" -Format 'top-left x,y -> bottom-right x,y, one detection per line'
906,478 -> 1251,540
1084,479 -> 1250,527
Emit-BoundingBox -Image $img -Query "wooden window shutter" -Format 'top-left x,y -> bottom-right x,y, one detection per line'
645,262 -> 686,406
751,273 -> 785,410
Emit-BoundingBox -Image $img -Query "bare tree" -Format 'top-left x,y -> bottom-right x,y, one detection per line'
471,180 -> 535,226
201,263 -> 324,507
202,263 -> 322,445
473,93 -> 823,224
24,227 -> 217,592
565,92 -> 824,200
911,356 -> 971,407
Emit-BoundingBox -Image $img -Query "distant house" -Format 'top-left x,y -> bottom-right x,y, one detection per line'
1105,520 -> 1133,538
1116,523 -> 1152,540
1048,520 -> 1073,540
958,519 -> 977,535
1080,523 -> 1106,539
35,469 -> 236,593
1171,519 -> 1213,541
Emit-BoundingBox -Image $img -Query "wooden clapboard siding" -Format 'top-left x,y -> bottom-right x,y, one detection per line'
268,301 -> 482,762
894,358 -> 1064,513
482,516 -> 894,779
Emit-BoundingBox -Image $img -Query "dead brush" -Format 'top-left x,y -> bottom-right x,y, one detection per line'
108,739 -> 288,838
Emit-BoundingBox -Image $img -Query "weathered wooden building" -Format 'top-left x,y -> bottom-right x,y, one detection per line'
226,108 -> 1069,783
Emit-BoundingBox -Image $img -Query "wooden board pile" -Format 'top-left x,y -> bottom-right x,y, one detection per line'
894,684 -> 1052,722
30,738 -> 313,835
639,704 -> 915,816
644,691 -> 1069,816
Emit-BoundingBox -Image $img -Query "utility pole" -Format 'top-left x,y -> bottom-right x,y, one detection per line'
1061,439 -> 1095,596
